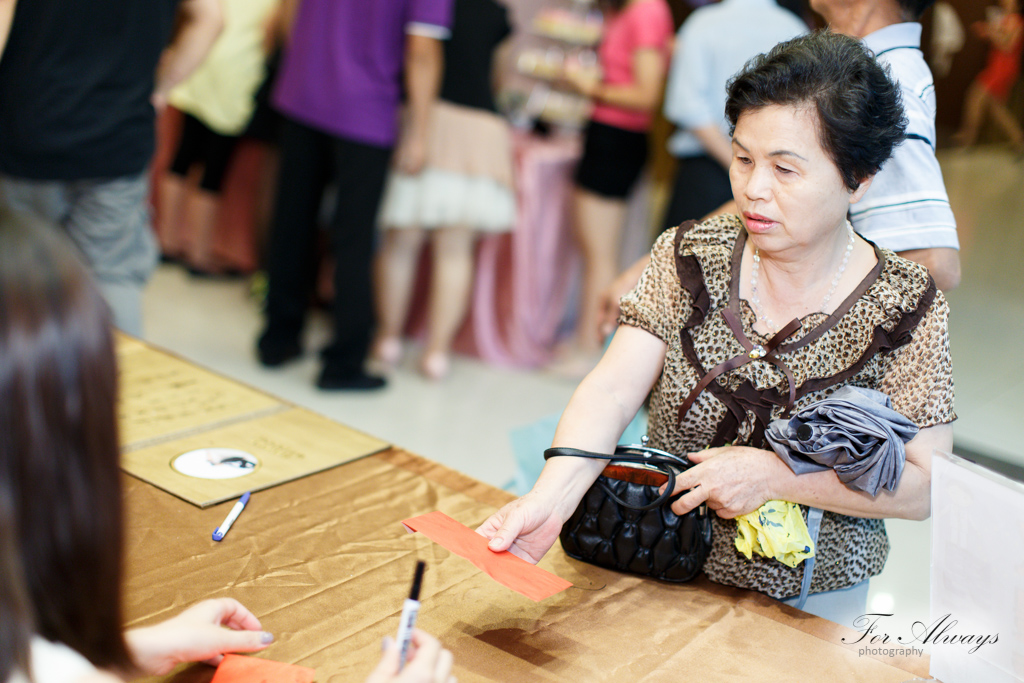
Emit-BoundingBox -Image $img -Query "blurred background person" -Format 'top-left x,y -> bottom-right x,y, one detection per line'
929,1 -> 966,79
547,0 -> 674,377
812,0 -> 962,291
951,0 -> 1024,154
156,0 -> 283,277
255,0 -> 453,391
0,0 -> 222,336
660,0 -> 807,232
372,0 -> 516,381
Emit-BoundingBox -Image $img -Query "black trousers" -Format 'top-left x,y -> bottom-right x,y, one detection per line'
263,118 -> 393,373
661,154 -> 734,232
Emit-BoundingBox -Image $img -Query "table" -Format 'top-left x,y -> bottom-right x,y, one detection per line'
119,340 -> 932,682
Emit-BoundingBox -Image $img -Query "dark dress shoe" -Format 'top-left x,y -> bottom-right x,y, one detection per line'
316,366 -> 386,391
256,335 -> 302,367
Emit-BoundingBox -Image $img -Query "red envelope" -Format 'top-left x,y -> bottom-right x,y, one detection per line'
210,654 -> 315,683
402,511 -> 572,601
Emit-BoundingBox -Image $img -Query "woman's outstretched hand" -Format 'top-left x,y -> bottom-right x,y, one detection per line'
475,493 -> 566,564
124,598 -> 273,675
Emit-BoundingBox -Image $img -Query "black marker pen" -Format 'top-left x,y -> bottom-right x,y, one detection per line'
396,560 -> 425,671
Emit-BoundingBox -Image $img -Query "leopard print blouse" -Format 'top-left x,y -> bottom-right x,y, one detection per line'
618,215 -> 955,599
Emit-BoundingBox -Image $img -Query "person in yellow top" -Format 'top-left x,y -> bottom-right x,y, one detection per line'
158,0 -> 283,275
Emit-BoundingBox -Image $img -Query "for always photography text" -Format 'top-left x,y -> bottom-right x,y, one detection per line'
842,613 -> 998,657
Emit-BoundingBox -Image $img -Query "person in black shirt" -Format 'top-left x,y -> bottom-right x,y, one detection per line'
0,0 -> 222,336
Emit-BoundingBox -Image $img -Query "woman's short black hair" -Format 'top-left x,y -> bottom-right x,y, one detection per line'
725,30 -> 907,192
0,207 -> 131,670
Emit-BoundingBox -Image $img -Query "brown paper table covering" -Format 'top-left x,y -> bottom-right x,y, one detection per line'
123,450 -> 931,682
117,337 -> 930,681
117,339 -> 284,450
116,336 -> 389,507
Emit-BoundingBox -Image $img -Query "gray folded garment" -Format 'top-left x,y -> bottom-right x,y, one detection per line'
765,386 -> 919,497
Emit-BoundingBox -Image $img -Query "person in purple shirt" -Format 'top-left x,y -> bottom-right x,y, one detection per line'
257,0 -> 454,390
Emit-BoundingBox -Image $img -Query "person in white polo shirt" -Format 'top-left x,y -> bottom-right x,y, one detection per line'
595,0 -> 961,340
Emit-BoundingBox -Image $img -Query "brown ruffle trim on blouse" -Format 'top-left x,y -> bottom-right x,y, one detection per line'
671,221 -> 938,449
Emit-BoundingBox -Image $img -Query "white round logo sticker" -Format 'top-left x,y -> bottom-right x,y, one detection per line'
172,448 -> 259,479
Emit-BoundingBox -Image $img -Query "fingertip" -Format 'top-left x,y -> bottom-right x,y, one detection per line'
260,631 -> 274,645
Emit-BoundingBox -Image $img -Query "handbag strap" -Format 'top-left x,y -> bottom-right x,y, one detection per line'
792,506 -> 824,611
544,446 -> 687,512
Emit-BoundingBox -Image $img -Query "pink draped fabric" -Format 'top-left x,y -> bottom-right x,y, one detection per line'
463,132 -> 581,366
149,107 -> 263,273
406,131 -> 582,367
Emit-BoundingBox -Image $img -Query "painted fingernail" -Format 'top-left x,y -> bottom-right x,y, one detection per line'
260,632 -> 275,644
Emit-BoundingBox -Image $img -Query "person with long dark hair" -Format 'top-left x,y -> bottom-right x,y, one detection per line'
0,209 -> 455,683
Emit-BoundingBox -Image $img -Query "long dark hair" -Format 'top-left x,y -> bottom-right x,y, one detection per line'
0,497 -> 34,682
0,207 -> 131,670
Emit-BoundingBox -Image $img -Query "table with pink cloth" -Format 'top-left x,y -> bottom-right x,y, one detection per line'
149,107 -> 267,274
436,131 -> 584,367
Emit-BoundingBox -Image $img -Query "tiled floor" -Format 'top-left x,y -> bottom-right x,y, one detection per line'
141,143 -> 1023,635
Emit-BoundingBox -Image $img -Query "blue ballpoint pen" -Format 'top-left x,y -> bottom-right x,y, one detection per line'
212,491 -> 250,541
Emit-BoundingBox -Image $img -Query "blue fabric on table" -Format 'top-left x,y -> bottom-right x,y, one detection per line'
508,411 -> 648,495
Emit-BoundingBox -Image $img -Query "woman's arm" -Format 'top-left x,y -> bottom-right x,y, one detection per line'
0,0 -> 16,59
992,15 -> 1023,51
151,0 -> 224,111
478,325 -> 667,562
668,423 -> 952,521
564,47 -> 666,113
393,33 -> 444,175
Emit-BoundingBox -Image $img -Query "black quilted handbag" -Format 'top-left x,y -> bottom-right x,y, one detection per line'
544,440 -> 713,582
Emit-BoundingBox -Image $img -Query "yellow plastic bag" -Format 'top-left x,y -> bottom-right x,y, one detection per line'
735,500 -> 815,568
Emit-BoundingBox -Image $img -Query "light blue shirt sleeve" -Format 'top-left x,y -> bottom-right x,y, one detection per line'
663,20 -> 716,131
662,0 -> 807,159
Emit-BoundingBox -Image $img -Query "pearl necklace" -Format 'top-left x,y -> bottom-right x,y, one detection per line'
749,220 -> 855,335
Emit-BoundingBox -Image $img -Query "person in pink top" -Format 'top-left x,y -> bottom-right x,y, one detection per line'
550,0 -> 674,375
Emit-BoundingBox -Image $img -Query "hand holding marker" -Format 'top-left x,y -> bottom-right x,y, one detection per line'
213,491 -> 250,541
396,561 -> 426,670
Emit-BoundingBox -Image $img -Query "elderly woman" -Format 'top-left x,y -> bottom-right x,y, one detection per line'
478,30 -> 954,625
